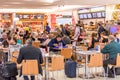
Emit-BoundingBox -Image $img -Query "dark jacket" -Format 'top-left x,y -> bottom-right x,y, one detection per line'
101,41 -> 120,59
98,26 -> 106,38
48,38 -> 66,51
88,37 -> 99,50
48,38 -> 66,47
17,45 -> 43,75
46,26 -> 50,33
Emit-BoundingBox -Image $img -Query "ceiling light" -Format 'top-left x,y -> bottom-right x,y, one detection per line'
46,0 -> 54,3
23,0 -> 33,1
10,2 -> 23,4
1,5 -> 10,7
38,0 -> 55,3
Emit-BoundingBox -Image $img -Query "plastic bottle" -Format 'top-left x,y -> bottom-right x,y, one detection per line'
96,45 -> 100,52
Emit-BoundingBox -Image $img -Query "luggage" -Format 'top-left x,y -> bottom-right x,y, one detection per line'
115,67 -> 120,75
0,64 -> 4,80
1,62 -> 18,78
64,60 -> 76,78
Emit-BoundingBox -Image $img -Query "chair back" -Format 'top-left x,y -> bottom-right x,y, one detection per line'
88,53 -> 103,67
116,53 -> 120,67
11,51 -> 19,63
32,41 -> 40,48
81,46 -> 87,51
60,48 -> 72,59
51,56 -> 64,70
22,60 -> 39,75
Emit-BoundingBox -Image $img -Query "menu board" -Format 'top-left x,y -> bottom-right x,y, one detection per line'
87,13 -> 92,18
102,12 -> 105,17
92,13 -> 97,18
80,14 -> 84,19
97,12 -> 102,18
79,11 -> 105,19
83,14 -> 87,19
16,13 -> 44,20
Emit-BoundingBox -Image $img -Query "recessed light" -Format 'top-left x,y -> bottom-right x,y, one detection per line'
23,0 -> 33,1
38,0 -> 55,3
1,5 -> 10,6
10,2 -> 23,4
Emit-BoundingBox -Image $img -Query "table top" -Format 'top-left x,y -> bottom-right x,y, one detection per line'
76,50 -> 100,55
44,54 -> 61,57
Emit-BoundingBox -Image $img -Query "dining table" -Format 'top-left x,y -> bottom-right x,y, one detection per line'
76,50 -> 100,79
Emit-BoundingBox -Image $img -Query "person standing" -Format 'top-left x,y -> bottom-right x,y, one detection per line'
45,23 -> 50,34
97,23 -> 106,39
17,39 -> 43,80
72,24 -> 80,47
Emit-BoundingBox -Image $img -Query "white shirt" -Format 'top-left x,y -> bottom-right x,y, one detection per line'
73,26 -> 80,40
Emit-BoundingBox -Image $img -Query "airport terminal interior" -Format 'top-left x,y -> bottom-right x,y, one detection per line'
0,0 -> 120,80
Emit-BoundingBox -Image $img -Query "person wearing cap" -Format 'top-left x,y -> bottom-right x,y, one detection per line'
17,39 -> 43,80
101,35 -> 120,77
48,35 -> 66,52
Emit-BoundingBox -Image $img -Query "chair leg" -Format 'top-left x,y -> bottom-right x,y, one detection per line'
63,70 -> 66,80
87,67 -> 90,79
113,67 -> 116,80
106,66 -> 109,80
52,71 -> 54,79
57,71 -> 59,80
77,67 -> 79,77
103,67 -> 106,80
40,74 -> 42,80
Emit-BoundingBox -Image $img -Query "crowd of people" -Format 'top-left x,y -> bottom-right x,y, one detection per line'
0,19 -> 120,79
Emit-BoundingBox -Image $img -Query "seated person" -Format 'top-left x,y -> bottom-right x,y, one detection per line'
87,33 -> 99,50
114,32 -> 120,43
38,33 -> 48,43
48,35 -> 66,52
62,35 -> 71,44
78,29 -> 86,42
100,32 -> 108,43
101,35 -> 120,77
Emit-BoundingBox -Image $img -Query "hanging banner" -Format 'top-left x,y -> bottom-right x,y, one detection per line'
72,11 -> 76,26
50,14 -> 56,29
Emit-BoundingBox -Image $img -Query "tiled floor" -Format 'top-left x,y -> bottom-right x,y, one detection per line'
17,67 -> 120,80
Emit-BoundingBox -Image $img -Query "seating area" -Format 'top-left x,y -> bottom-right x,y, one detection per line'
0,0 -> 120,80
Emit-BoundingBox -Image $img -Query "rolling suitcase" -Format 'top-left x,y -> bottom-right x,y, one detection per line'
0,62 -> 18,80
0,64 -> 4,80
64,60 -> 77,78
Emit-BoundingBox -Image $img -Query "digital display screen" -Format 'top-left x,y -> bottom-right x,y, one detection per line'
80,14 -> 84,19
87,13 -> 92,18
97,12 -> 102,18
102,12 -> 105,17
83,14 -> 87,18
92,13 -> 97,18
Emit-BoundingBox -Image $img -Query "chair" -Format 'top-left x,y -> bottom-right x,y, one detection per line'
47,56 -> 65,79
108,53 -> 120,80
32,41 -> 40,48
88,53 -> 103,67
87,53 -> 105,79
11,51 -> 19,63
60,48 -> 72,60
22,60 -> 39,75
11,51 -> 21,69
22,60 -> 40,80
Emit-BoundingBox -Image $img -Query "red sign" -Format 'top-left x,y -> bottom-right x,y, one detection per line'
50,14 -> 56,29
72,12 -> 76,26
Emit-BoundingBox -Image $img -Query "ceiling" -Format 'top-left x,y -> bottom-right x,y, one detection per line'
0,0 -> 120,10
